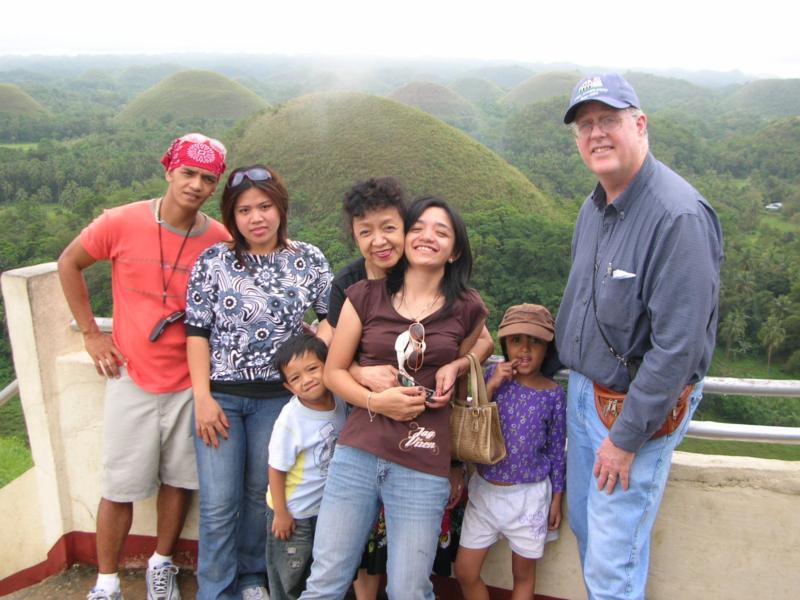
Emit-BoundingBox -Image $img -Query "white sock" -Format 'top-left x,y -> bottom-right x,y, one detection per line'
148,552 -> 173,569
95,572 -> 120,593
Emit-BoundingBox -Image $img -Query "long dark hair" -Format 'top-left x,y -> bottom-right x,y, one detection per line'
220,164 -> 289,266
387,196 -> 473,308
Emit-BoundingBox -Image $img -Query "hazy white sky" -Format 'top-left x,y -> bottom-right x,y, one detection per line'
3,0 -> 799,78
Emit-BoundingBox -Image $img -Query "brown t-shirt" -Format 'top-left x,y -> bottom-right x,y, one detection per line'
338,279 -> 488,477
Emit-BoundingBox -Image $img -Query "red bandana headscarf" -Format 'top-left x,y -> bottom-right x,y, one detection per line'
160,133 -> 227,178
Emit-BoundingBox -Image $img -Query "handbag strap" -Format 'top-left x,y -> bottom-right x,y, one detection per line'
466,352 -> 489,407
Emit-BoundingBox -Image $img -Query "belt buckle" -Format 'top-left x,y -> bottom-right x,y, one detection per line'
604,398 -> 619,418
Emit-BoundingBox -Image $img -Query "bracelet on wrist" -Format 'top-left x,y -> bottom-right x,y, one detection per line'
367,391 -> 376,422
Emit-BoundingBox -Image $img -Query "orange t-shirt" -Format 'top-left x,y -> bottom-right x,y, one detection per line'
80,199 -> 228,393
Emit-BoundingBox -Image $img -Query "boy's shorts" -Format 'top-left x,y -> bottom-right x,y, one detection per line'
102,368 -> 198,502
460,473 -> 552,559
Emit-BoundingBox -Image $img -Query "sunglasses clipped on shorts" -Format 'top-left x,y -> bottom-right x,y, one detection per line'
226,167 -> 273,189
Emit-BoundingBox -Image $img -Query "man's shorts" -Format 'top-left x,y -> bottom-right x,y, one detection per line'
102,368 -> 198,502
460,473 -> 552,559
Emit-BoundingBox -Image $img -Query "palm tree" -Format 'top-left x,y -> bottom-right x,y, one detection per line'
719,309 -> 748,359
758,314 -> 786,375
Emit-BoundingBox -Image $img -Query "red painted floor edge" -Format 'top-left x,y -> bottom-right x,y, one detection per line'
0,531 -> 565,599
0,531 -> 198,597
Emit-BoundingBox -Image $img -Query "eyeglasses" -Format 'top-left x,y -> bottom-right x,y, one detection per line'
180,133 -> 227,155
397,371 -> 456,404
397,371 -> 435,402
572,114 -> 626,139
226,167 -> 273,188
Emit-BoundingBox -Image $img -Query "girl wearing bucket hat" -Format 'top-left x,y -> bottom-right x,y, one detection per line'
454,304 -> 567,600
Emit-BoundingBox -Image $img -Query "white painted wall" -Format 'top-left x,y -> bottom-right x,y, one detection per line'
2,264 -> 799,598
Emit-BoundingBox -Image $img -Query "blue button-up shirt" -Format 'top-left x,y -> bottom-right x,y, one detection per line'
555,153 -> 723,451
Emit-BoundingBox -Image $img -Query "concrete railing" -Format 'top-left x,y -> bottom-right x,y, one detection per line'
1,263 -> 799,599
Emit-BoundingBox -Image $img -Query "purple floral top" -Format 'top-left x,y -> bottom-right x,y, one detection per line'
477,364 -> 567,492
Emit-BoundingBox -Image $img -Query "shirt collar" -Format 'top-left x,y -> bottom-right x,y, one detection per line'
591,152 -> 655,213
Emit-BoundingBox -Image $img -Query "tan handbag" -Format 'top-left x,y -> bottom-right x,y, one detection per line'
450,353 -> 507,465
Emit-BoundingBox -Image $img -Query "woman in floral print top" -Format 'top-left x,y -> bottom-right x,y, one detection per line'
185,164 -> 331,599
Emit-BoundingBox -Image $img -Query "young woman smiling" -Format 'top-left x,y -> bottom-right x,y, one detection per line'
319,180 -> 494,598
301,197 -> 488,600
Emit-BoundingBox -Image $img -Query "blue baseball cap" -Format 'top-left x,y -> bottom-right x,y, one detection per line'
563,73 -> 641,124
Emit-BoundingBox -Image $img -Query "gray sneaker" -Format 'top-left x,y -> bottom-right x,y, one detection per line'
86,588 -> 124,600
241,585 -> 269,600
146,562 -> 181,600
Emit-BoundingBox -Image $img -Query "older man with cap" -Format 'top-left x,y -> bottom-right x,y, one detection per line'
58,133 -> 229,600
554,74 -> 723,599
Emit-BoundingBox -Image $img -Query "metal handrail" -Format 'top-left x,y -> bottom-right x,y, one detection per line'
0,379 -> 19,408
702,376 -> 800,397
69,317 -> 112,333
688,376 -> 800,444
1,356 -> 799,443
0,318 -> 111,408
687,420 -> 800,444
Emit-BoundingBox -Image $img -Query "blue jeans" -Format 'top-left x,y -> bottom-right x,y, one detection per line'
194,391 -> 290,600
300,445 -> 450,600
266,510 -> 317,600
566,371 -> 701,600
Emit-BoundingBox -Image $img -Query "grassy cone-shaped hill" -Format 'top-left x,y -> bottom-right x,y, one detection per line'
448,77 -> 505,106
230,91 -> 561,223
466,65 -> 535,89
388,81 -> 479,121
501,71 -> 581,110
623,72 -> 715,112
724,78 -> 800,119
0,83 -> 47,116
230,92 -> 571,323
117,70 -> 268,123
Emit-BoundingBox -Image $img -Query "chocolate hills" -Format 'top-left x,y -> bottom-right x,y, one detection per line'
724,78 -> 800,119
623,72 -> 716,112
448,77 -> 505,106
116,70 -> 268,123
0,84 -> 47,116
501,72 -> 579,109
228,91 -> 572,321
229,91 -> 562,224
388,81 -> 479,122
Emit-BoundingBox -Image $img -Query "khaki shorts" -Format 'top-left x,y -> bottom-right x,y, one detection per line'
460,473 -> 552,559
102,368 -> 198,502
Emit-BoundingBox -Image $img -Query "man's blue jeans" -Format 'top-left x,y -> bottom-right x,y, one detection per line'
300,445 -> 450,600
194,392 -> 290,600
566,371 -> 701,600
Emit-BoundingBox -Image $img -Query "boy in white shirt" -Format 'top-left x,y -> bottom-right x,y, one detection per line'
267,334 -> 347,600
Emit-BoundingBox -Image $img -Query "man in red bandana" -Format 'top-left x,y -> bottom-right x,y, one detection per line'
58,133 -> 230,600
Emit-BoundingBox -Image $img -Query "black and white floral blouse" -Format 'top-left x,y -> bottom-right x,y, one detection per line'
185,241 -> 331,383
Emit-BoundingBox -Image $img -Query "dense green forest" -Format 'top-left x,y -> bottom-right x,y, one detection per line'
1,56 -> 799,441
